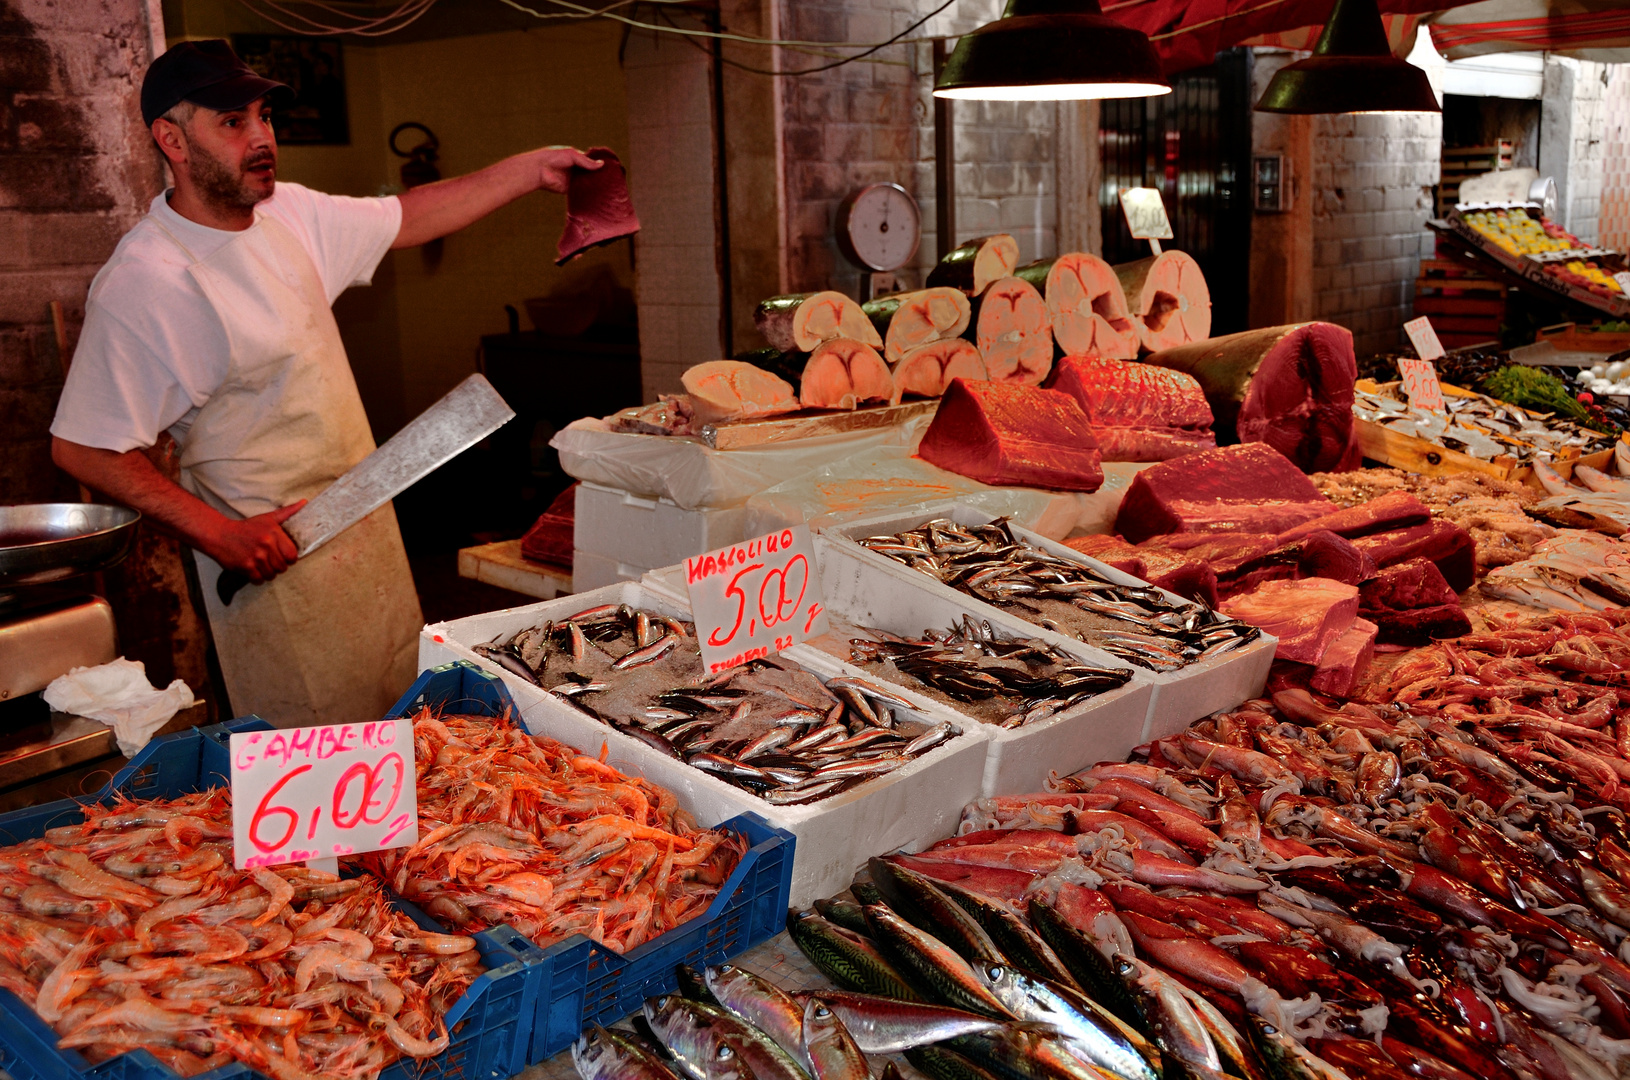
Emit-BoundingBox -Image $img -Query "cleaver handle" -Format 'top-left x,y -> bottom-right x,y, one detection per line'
217,569 -> 250,606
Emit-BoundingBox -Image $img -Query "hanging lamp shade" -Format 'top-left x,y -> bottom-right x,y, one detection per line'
1254,0 -> 1440,113
933,0 -> 1172,102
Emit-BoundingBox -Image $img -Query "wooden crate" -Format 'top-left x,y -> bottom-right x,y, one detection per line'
1354,378 -> 1617,490
1538,322 -> 1630,354
1437,141 -> 1515,216
1414,259 -> 1506,342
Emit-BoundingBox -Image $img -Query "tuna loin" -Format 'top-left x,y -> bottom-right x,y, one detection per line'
681,360 -> 800,423
1113,443 -> 1338,545
1219,577 -> 1360,665
1015,253 -> 1140,360
799,339 -> 898,411
1358,557 -> 1471,645
1309,617 -> 1378,697
863,288 -> 973,365
973,276 -> 1054,386
1113,250 -> 1212,351
1045,355 -> 1216,461
1065,534 -> 1220,606
1146,322 -> 1359,474
556,148 -> 641,265
928,233 -> 1020,296
1350,519 -> 1477,593
918,378 -> 1105,492
756,292 -> 882,353
1274,490 -> 1431,545
894,339 -> 987,398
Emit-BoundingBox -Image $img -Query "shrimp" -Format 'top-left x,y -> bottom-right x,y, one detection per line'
34,934 -> 99,1022
252,867 -> 294,926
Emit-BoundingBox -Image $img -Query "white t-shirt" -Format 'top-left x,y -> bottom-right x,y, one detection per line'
51,183 -> 402,453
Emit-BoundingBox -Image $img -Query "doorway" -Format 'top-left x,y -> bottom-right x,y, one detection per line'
1099,49 -> 1254,335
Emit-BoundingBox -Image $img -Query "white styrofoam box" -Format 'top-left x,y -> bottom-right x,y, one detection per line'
820,503 -> 1276,743
574,481 -> 750,571
572,548 -> 648,593
419,582 -> 990,907
646,550 -> 1154,798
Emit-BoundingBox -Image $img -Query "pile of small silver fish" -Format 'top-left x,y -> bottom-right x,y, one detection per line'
1354,384 -> 1614,464
858,518 -> 1260,672
849,616 -> 1133,729
474,602 -> 961,805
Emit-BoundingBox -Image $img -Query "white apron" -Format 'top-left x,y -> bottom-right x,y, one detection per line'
152,211 -> 422,729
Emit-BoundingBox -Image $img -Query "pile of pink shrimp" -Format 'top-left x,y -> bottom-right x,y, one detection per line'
362,710 -> 745,953
0,788 -> 482,1079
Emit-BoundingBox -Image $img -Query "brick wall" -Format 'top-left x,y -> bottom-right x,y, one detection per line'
778,0 -> 1058,297
1541,56 -> 1609,245
1310,110 -> 1441,356
622,21 -> 724,399
0,0 -> 162,504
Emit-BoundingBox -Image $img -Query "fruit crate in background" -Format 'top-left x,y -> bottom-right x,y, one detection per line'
387,662 -> 796,1065
0,720 -> 540,1080
1415,255 -> 1507,350
1438,140 -> 1515,217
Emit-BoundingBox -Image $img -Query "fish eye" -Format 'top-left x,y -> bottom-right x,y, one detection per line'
813,1004 -> 830,1019
716,1045 -> 734,1061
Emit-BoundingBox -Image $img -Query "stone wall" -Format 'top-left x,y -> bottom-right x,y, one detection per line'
0,0 -> 162,504
1541,56 -> 1609,245
1310,111 -> 1441,356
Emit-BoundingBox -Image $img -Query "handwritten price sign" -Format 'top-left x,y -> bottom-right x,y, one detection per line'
229,719 -> 417,870
1402,315 -> 1446,362
1397,358 -> 1446,413
685,525 -> 829,674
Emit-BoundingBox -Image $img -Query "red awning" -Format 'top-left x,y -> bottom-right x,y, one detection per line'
1102,0 -> 1486,72
1425,1 -> 1630,61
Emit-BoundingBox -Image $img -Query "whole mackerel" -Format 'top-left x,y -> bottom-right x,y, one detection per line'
802,997 -> 869,1080
861,904 -> 1014,1020
969,963 -> 1159,1080
571,1024 -> 684,1080
786,908 -> 925,1001
800,990 -> 1004,1053
706,963 -> 811,1073
643,995 -> 809,1080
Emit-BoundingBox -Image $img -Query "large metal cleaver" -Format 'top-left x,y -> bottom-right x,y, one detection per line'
216,374 -> 515,605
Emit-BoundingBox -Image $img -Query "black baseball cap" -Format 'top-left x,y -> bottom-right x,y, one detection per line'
141,40 -> 292,127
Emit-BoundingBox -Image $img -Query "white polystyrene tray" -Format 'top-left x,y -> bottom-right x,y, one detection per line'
819,503 -> 1276,742
646,545 -> 1154,797
419,582 -> 989,907
574,481 -> 750,571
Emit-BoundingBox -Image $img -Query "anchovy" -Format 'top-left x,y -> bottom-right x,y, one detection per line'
614,633 -> 680,670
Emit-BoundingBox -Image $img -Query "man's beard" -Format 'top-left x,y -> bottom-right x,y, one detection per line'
188,141 -> 275,210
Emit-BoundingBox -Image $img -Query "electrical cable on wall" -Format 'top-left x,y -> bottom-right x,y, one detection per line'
234,0 -> 962,75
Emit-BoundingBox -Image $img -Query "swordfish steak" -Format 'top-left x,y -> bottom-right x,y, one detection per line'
918,378 -> 1104,492
894,338 -> 987,398
1045,356 -> 1216,462
799,338 -> 899,411
974,276 -> 1054,386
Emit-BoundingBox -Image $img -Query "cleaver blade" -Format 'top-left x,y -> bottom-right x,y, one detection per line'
217,374 -> 514,604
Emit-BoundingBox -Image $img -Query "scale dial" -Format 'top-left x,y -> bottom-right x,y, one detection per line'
836,183 -> 921,272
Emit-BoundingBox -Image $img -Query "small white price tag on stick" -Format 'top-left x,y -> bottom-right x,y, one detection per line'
1614,271 -> 1630,295
1398,358 -> 1447,413
685,525 -> 829,674
1402,315 -> 1446,361
1120,187 -> 1173,255
230,719 -> 417,870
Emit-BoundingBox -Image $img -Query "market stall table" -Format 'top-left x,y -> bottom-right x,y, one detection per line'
457,539 -> 573,600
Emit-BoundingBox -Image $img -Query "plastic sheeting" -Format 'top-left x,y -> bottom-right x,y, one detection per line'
551,417 -> 928,510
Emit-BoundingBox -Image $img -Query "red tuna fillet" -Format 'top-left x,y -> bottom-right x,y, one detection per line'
1275,490 -> 1431,545
556,148 -> 640,265
1113,443 -> 1336,545
1350,519 -> 1477,593
1358,557 -> 1473,645
1065,534 -> 1220,606
1219,577 -> 1360,665
918,379 -> 1105,492
1045,356 -> 1217,462
1309,616 -> 1378,698
1145,321 -> 1359,474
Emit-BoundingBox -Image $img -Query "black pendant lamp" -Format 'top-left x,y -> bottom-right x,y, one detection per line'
1255,0 -> 1440,113
933,0 -> 1171,102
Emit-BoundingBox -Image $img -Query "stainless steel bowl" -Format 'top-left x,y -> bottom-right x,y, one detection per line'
0,504 -> 141,588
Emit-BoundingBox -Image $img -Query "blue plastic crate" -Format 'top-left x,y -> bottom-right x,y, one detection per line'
0,718 -> 539,1080
389,662 -> 796,1064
